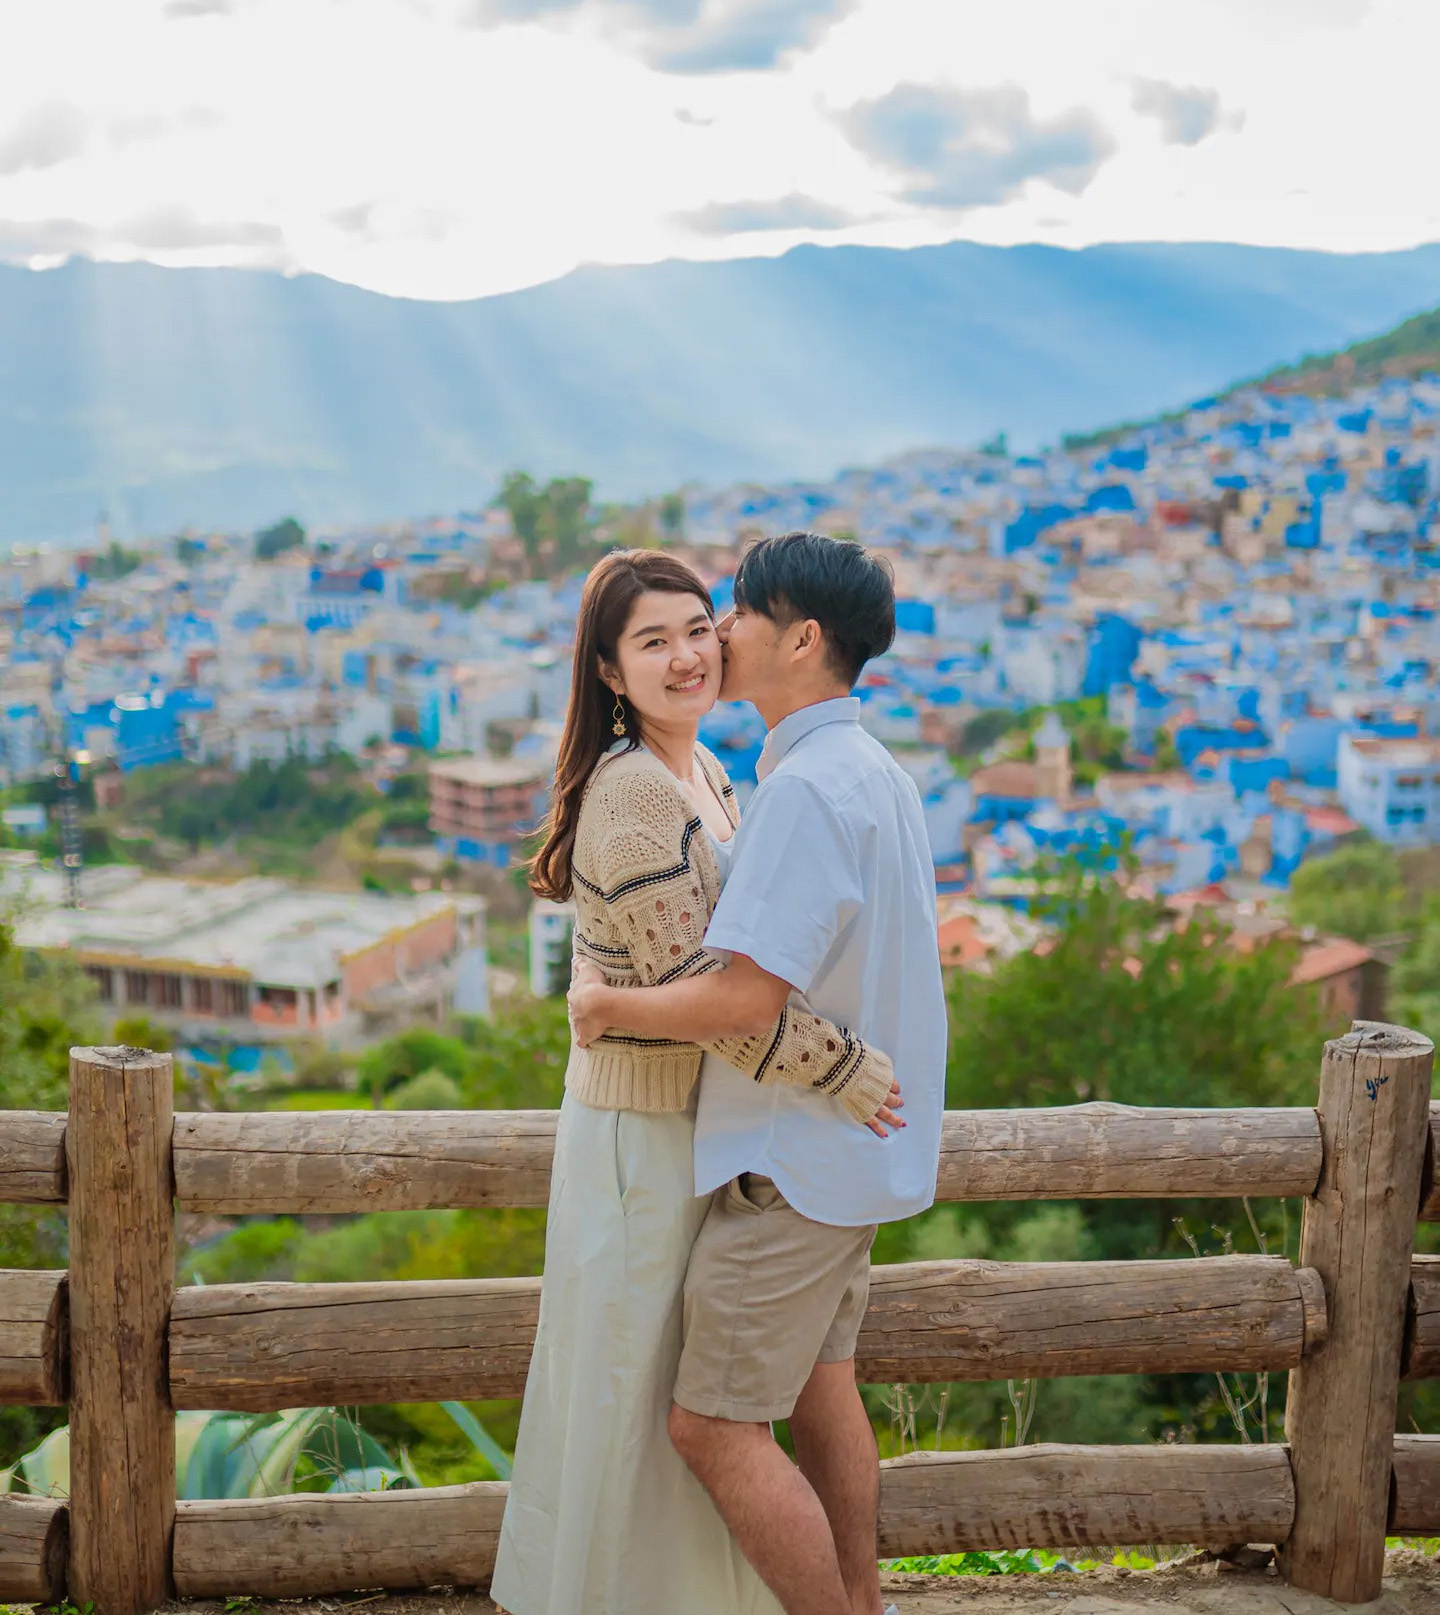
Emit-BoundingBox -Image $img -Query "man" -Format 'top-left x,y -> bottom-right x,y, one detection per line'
569,531 -> 946,1615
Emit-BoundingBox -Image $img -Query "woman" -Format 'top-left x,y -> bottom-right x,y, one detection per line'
491,550 -> 894,1615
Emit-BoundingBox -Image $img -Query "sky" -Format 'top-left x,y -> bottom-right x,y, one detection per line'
1,0 -> 1438,302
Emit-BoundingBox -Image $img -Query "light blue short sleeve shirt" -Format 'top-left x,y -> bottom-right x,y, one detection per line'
695,697 -> 947,1227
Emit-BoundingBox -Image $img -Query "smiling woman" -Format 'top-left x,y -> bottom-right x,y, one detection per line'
494,543 -> 893,1615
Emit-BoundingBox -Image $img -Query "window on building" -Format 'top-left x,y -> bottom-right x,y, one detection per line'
85,966 -> 114,1001
191,978 -> 214,1013
219,980 -> 248,1017
154,974 -> 183,1009
1396,775 -> 1423,789
125,970 -> 150,1004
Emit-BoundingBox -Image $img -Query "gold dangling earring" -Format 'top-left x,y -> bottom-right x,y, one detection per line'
612,694 -> 627,737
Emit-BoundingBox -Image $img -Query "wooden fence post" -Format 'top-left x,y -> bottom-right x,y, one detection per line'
1277,1021 -> 1433,1603
66,1046 -> 175,1615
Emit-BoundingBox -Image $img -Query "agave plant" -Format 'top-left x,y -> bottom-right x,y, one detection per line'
1,1401 -> 510,1499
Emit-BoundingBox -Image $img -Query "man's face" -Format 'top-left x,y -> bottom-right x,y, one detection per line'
716,599 -> 785,704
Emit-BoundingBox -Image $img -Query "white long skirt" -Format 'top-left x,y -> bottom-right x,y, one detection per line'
491,1088 -> 783,1615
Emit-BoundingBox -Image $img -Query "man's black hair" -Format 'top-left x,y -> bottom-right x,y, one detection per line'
733,531 -> 896,687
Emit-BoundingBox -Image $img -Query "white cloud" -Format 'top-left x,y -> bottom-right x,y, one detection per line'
1131,79 -> 1226,147
0,0 -> 1435,298
841,82 -> 1115,210
0,103 -> 90,177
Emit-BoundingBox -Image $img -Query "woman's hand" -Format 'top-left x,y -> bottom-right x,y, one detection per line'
568,960 -> 615,1048
865,1075 -> 905,1140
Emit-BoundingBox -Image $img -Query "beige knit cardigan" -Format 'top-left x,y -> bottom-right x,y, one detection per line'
565,741 -> 894,1125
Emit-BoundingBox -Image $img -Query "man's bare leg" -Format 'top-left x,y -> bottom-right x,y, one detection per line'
669,1404 -> 852,1615
787,1358 -> 884,1615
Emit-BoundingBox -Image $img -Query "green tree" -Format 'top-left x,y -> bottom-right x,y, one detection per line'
497,471 -> 543,570
358,1027 -> 471,1106
1288,841 -> 1402,943
86,539 -> 144,579
658,491 -> 685,542
255,516 -> 306,561
948,859 -> 1327,1119
494,472 -> 595,576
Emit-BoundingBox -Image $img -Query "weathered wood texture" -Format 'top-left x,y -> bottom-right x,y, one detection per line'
171,1255 -> 1325,1410
0,1497 -> 68,1603
0,1268 -> 67,1403
0,1112 -> 67,1204
1391,1434 -> 1440,1535
169,1279 -> 542,1410
1421,1102 -> 1440,1221
1403,1254 -> 1440,1380
66,1046 -> 176,1615
877,1443 -> 1296,1556
935,1105 -> 1322,1202
858,1255 -> 1325,1382
170,1443 -> 1299,1596
173,1109 -> 558,1214
172,1104 -> 1322,1215
172,1484 -> 507,1598
1278,1022 -> 1434,1605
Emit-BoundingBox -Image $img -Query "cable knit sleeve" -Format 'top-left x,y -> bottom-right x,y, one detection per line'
578,765 -> 895,1126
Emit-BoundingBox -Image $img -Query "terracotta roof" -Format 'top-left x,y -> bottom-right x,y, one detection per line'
1346,735 -> 1440,760
938,913 -> 990,969
1304,806 -> 1361,836
1099,770 -> 1194,794
1289,938 -> 1376,987
971,761 -> 1042,798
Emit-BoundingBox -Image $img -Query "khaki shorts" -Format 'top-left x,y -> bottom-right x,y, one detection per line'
673,1173 -> 877,1424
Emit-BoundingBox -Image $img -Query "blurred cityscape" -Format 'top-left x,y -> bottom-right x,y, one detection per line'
3,340 -> 1439,1054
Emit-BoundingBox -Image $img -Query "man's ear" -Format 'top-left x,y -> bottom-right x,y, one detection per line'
789,618 -> 824,665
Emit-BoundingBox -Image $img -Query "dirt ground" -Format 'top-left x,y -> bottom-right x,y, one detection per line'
152,1552 -> 1440,1615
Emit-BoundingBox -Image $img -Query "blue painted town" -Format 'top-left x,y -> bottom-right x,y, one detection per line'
4,363 -> 1438,1041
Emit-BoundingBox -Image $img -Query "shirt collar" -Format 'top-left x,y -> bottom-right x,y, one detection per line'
756,696 -> 861,781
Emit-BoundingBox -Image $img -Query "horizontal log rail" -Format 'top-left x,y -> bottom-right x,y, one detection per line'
1422,1102 -> 1440,1221
876,1443 -> 1296,1557
0,1496 -> 68,1603
1391,1435 -> 1440,1535
6,1436 -> 1419,1602
170,1278 -> 540,1410
1404,1254 -> 1440,1381
858,1256 -> 1327,1382
0,1113 -> 66,1205
3,1099 -> 1433,1219
172,1482 -> 507,1599
167,1444 -> 1298,1598
0,1270 -> 67,1404
169,1104 -> 1325,1215
169,1255 -> 1327,1412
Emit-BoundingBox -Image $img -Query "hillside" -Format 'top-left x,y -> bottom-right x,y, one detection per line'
1252,304 -> 1440,395
2,239 -> 1440,546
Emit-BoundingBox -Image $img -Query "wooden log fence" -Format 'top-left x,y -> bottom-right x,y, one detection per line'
0,1025 -> 1435,1611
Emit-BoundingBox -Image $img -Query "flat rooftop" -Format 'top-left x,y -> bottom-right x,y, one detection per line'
429,755 -> 551,788
1,856 -> 481,990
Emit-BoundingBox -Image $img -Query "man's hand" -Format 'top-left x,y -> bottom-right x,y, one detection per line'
568,960 -> 615,1048
865,1075 -> 905,1140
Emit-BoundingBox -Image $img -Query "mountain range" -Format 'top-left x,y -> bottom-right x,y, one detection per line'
2,239 -> 1440,548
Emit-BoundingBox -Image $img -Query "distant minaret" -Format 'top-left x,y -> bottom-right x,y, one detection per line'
95,510 -> 112,550
1034,711 -> 1073,806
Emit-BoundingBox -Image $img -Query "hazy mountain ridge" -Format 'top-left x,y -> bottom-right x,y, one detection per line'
2,238 -> 1440,546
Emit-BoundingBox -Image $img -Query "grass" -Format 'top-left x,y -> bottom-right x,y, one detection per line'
883,1548 -> 1167,1575
261,1090 -> 367,1111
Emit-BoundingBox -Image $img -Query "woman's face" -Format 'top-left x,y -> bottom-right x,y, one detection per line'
605,589 -> 721,734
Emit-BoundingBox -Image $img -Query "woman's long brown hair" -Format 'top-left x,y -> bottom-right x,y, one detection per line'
529,550 -> 715,901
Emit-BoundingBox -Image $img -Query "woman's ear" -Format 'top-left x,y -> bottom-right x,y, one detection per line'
598,658 -> 623,696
